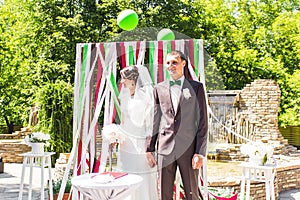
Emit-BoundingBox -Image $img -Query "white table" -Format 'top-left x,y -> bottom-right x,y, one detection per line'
18,152 -> 55,200
72,173 -> 143,200
239,162 -> 276,200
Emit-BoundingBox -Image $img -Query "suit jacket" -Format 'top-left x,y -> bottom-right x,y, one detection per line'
146,78 -> 208,157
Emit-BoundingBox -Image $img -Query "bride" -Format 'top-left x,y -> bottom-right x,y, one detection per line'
116,65 -> 158,200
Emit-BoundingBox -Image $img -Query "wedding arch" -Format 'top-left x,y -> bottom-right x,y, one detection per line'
59,39 -> 208,199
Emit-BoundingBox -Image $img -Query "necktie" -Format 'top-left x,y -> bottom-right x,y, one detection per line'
170,80 -> 181,86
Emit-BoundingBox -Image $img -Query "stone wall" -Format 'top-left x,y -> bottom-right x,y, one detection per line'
207,79 -> 300,199
239,79 -> 281,141
209,161 -> 300,199
0,127 -> 31,140
217,143 -> 298,162
277,163 -> 300,192
53,153 -> 73,181
0,127 -> 32,163
211,79 -> 298,160
237,79 -> 297,155
0,142 -> 31,163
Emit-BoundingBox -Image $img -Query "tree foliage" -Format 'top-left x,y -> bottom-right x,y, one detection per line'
192,0 -> 300,126
0,0 -> 299,154
0,0 -> 36,133
36,80 -> 73,155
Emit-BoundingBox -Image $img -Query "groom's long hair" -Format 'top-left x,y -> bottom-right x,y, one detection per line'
168,50 -> 192,80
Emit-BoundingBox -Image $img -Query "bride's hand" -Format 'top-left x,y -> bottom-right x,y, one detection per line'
146,152 -> 156,168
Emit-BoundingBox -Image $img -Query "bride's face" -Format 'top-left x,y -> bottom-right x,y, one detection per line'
121,77 -> 135,90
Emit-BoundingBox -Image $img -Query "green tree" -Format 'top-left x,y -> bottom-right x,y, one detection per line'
1,0 -> 300,143
36,80 -> 73,155
0,0 -> 36,133
271,12 -> 300,126
26,0 -> 93,158
193,0 -> 300,126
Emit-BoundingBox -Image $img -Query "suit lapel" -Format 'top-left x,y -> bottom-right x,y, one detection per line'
175,79 -> 193,117
174,91 -> 183,116
162,81 -> 176,116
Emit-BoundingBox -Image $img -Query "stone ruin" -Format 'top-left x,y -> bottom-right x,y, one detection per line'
1,79 -> 298,163
0,127 -> 31,163
208,79 -> 298,161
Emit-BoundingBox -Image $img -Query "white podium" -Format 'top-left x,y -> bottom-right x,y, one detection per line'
239,162 -> 276,200
18,152 -> 55,200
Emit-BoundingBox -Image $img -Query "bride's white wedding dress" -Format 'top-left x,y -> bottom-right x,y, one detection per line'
116,88 -> 158,200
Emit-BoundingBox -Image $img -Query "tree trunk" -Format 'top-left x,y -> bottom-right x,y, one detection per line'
4,115 -> 13,134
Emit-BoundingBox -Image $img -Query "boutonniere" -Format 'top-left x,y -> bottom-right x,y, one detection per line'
182,88 -> 191,99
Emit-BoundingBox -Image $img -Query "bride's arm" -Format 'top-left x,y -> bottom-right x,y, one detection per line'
146,87 -> 160,152
121,112 -> 124,125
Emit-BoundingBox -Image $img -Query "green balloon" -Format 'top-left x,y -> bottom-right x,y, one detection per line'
157,29 -> 175,40
117,10 -> 139,31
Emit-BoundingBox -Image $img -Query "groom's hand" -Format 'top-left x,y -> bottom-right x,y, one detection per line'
192,154 -> 203,169
146,152 -> 156,168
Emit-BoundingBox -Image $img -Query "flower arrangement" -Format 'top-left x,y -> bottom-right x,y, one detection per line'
208,187 -> 238,200
240,141 -> 274,166
24,132 -> 51,146
102,124 -> 125,144
182,88 -> 191,99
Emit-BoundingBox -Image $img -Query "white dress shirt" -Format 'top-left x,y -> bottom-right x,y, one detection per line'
170,76 -> 184,113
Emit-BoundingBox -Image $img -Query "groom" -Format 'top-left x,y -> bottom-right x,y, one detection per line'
146,50 -> 208,200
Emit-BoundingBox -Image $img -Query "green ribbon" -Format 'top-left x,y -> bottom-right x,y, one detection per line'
194,39 -> 199,78
149,41 -> 155,83
163,41 -> 172,80
109,72 -> 121,119
129,45 -> 134,65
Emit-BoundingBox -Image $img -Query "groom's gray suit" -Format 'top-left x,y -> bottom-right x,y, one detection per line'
146,78 -> 208,200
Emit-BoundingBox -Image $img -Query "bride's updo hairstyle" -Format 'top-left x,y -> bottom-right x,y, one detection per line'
120,65 -> 139,85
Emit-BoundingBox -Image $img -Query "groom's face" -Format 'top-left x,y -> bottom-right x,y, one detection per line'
166,54 -> 186,80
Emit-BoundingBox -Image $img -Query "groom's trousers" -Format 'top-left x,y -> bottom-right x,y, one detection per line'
157,144 -> 201,200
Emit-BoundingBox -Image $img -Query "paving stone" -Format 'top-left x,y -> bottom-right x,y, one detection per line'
0,163 -> 299,200
0,163 -> 50,200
